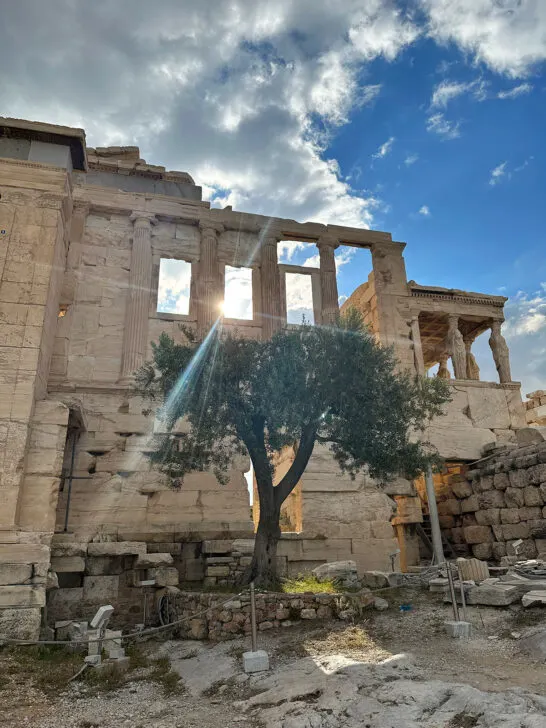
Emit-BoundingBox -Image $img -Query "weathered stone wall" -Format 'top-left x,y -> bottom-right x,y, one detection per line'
525,390 -> 546,426
166,590 -> 372,641
438,438 -> 546,561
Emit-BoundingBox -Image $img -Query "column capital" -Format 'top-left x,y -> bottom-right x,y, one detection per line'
198,220 -> 224,235
130,211 -> 157,226
316,236 -> 339,251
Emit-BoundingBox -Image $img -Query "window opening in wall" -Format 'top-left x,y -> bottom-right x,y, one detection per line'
157,258 -> 191,316
468,329 -> 495,382
285,272 -> 315,325
223,265 -> 253,319
277,240 -> 318,267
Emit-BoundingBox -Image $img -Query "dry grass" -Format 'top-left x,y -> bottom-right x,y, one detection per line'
303,625 -> 391,661
281,574 -> 337,594
2,645 -> 83,695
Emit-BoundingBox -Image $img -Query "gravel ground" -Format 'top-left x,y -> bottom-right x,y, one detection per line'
1,588 -> 544,727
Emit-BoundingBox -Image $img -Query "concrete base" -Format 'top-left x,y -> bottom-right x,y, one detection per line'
445,621 -> 473,638
243,650 -> 270,674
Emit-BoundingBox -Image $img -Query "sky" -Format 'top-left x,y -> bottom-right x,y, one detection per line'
2,0 -> 545,395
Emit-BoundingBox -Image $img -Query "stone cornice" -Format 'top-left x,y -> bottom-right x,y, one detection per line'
410,289 -> 506,308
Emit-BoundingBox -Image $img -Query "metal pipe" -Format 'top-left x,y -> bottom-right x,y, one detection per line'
446,562 -> 460,622
63,430 -> 78,533
250,582 -> 258,652
424,465 -> 445,566
457,564 -> 468,622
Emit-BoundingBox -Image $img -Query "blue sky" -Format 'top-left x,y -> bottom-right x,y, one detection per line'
2,0 -> 545,393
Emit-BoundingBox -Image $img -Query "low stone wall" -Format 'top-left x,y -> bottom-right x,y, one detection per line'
438,437 -> 546,561
165,590 -> 374,641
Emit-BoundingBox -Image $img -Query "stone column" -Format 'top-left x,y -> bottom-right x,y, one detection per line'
446,314 -> 466,380
120,212 -> 156,382
197,221 -> 223,334
317,238 -> 339,325
489,320 -> 512,383
260,235 -> 282,339
410,316 -> 425,376
464,336 -> 480,380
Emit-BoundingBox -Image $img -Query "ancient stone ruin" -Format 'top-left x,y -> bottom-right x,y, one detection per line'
0,117 -> 543,639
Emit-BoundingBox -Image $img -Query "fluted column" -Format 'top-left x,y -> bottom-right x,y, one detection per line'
197,221 -> 223,334
260,235 -> 282,339
489,320 -> 512,383
317,238 -> 339,324
120,212 -> 156,382
446,314 -> 467,380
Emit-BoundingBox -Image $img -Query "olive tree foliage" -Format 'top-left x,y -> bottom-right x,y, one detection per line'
136,310 -> 450,586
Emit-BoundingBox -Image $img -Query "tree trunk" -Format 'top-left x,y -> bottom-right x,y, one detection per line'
249,497 -> 281,588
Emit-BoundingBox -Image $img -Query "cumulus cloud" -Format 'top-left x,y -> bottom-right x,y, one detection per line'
502,285 -> 546,392
489,161 -> 508,186
404,153 -> 419,166
426,113 -> 461,139
157,259 -> 191,315
373,136 -> 395,159
0,0 -> 422,230
498,82 -> 534,99
418,205 -> 431,216
421,0 -> 546,78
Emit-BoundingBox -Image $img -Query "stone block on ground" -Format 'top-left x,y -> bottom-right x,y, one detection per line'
360,570 -> 389,589
466,583 -> 521,606
312,560 -> 358,587
456,558 -> 490,582
243,650 -> 269,674
445,621 -> 473,638
522,590 -> 546,607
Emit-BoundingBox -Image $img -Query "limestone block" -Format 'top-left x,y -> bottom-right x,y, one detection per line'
360,571 -> 389,589
466,583 -> 521,606
502,523 -> 530,540
523,485 -> 542,506
50,556 -> 85,573
0,585 -> 45,608
461,495 -> 479,513
441,499 -> 461,516
370,521 -> 395,539
202,540 -> 234,554
0,544 -> 49,564
147,567 -> 179,586
527,463 -> 546,485
463,525 -> 493,544
500,508 -> 520,524
85,557 -> 124,576
206,566 -> 230,577
0,607 -> 41,640
492,472 -> 509,490
231,539 -> 255,555
83,575 -> 120,601
472,543 -> 493,560
457,557 -> 490,582
381,477 -> 415,496
135,553 -> 173,568
505,487 -> 525,508
478,490 -> 505,509
87,542 -> 145,557
508,470 -> 528,489
467,387 -> 511,430
474,475 -> 494,493
426,423 -> 495,461
492,542 -> 507,559
475,509 -> 500,526
507,539 -> 537,559
0,563 -> 33,585
451,480 -> 473,499
519,506 -> 542,521
516,427 -> 544,445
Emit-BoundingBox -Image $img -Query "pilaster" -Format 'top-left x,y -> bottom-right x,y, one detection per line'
260,235 -> 282,339
317,238 -> 339,325
197,222 -> 223,334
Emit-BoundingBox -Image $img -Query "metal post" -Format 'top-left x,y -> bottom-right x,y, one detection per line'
250,582 -> 258,653
446,562 -> 460,622
425,465 -> 445,566
63,431 -> 78,533
457,564 -> 468,622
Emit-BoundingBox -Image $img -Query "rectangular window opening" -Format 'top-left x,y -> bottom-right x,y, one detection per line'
285,272 -> 315,325
223,265 -> 253,320
157,258 -> 191,316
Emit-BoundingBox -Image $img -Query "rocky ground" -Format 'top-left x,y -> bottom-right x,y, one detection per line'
1,587 -> 545,728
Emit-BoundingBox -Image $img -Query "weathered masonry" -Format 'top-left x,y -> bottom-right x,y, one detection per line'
0,117 -> 540,638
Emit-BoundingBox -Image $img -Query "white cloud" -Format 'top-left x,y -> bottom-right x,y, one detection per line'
501,285 -> 546,392
373,136 -> 395,159
157,259 -> 191,315
285,272 -> 315,324
418,205 -> 430,216
426,113 -> 461,139
489,161 -> 508,186
497,82 -> 533,99
404,153 -> 419,166
421,0 -> 546,78
277,240 -> 308,263
224,266 -> 253,319
430,80 -> 471,108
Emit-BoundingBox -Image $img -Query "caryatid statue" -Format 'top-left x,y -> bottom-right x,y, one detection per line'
464,335 -> 480,380
436,353 -> 450,379
489,320 -> 512,383
446,315 -> 467,380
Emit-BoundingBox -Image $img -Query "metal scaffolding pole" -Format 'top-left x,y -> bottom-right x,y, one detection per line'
425,465 -> 445,566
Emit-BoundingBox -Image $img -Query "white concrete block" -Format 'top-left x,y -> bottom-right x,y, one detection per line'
243,650 -> 269,674
445,621 -> 473,638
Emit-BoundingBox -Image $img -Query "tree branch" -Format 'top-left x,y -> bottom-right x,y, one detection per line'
274,424 -> 317,507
